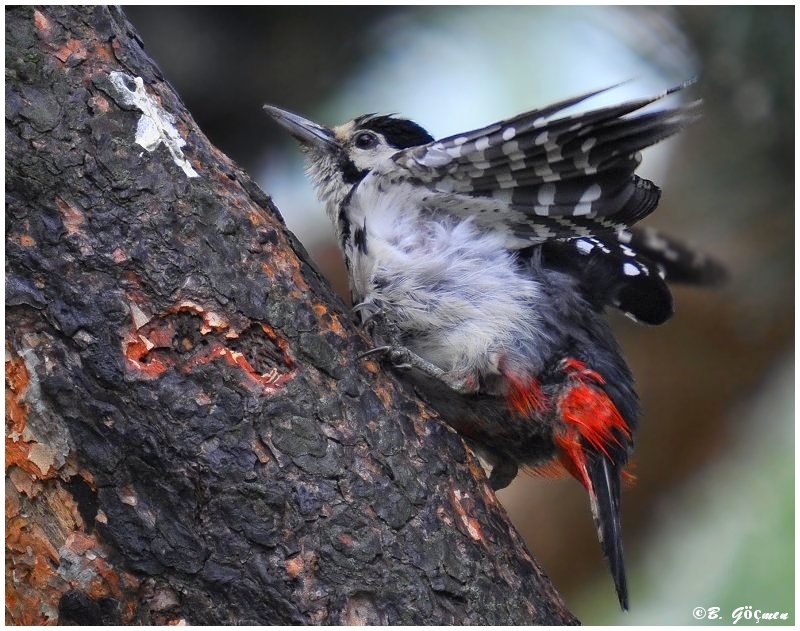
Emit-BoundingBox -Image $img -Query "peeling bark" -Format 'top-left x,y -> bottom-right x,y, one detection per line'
5,6 -> 577,625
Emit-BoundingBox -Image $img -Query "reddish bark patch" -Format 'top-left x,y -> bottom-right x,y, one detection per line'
54,38 -> 87,64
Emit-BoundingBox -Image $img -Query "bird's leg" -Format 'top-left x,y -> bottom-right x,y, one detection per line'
354,302 -> 478,395
359,344 -> 478,395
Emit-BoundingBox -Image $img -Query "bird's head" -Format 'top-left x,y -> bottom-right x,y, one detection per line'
264,105 -> 433,215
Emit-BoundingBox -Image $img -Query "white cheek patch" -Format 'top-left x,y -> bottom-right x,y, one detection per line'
351,143 -> 400,172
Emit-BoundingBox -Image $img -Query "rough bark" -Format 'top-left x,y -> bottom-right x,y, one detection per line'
5,6 -> 577,625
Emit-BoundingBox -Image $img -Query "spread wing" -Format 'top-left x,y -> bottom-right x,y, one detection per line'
391,81 -> 700,243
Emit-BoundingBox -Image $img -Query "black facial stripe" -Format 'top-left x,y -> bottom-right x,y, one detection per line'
357,115 -> 433,149
337,201 -> 352,252
353,221 -> 368,255
338,154 -> 368,185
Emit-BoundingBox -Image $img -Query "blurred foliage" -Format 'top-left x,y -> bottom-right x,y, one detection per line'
124,6 -> 793,624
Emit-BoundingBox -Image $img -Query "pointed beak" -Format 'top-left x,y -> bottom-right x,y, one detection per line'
263,105 -> 337,152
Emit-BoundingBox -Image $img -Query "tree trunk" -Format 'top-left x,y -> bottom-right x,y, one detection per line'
5,6 -> 577,625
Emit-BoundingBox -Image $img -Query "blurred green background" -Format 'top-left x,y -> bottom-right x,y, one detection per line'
124,6 -> 794,624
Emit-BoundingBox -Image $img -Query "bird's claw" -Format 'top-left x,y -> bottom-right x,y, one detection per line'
357,345 -> 412,370
359,343 -> 478,395
353,304 -> 477,395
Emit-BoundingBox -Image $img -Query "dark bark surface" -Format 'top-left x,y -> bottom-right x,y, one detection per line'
5,6 -> 577,625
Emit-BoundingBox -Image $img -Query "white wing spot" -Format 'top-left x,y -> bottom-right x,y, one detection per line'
475,137 -> 490,151
418,148 -> 452,167
534,131 -> 549,146
454,136 -> 469,146
533,116 -> 547,128
545,143 -> 563,162
491,189 -> 513,203
623,262 -> 641,276
579,183 -> 602,203
501,140 -> 520,157
556,220 -> 591,237
575,239 -> 595,254
537,183 -> 556,205
573,202 -> 592,216
536,225 -> 557,239
581,137 -> 597,152
437,177 -> 457,192
502,127 -> 516,141
470,160 -> 492,170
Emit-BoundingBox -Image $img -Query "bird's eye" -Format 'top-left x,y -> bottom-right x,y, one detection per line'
354,132 -> 378,149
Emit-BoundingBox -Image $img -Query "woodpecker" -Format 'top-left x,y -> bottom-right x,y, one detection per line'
264,82 -> 724,610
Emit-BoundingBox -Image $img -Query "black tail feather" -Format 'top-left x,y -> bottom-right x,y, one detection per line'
627,226 -> 728,287
539,238 -> 675,325
587,456 -> 629,610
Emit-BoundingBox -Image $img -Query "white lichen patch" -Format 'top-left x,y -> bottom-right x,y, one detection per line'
108,71 -> 199,178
